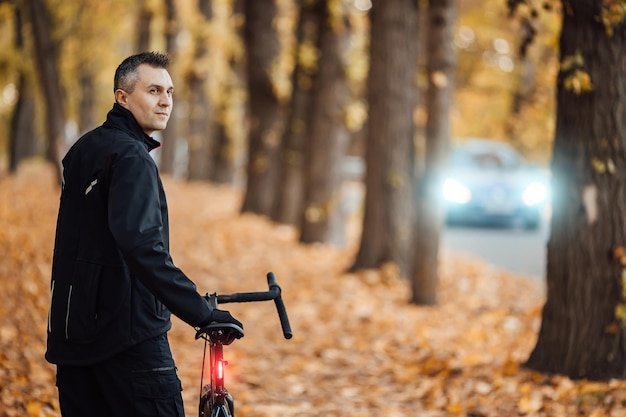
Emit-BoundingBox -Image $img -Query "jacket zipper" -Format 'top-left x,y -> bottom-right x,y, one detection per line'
48,280 -> 55,333
65,285 -> 73,340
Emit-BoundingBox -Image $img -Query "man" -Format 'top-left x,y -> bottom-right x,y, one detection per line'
46,52 -> 241,416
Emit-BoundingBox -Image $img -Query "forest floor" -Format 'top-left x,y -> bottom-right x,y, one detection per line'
2,161 -> 626,417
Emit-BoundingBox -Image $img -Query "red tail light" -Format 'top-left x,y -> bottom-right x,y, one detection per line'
216,359 -> 225,381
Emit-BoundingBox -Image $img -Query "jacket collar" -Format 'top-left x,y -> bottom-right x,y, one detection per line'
103,103 -> 161,152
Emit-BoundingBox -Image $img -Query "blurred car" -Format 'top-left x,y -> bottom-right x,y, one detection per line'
442,138 -> 549,230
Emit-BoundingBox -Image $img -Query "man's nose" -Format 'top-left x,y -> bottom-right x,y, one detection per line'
159,92 -> 172,106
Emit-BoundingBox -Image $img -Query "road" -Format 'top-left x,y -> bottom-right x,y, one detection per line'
441,221 -> 550,278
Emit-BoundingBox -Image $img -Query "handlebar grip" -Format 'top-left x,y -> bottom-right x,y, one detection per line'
267,272 -> 293,339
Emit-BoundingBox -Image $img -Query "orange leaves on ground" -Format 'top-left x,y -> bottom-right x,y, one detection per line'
0,163 -> 58,417
2,162 -> 626,417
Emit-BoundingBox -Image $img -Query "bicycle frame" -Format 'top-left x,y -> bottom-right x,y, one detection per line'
198,327 -> 236,417
195,272 -> 292,417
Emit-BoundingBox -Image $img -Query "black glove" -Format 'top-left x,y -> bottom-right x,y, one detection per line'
208,308 -> 243,329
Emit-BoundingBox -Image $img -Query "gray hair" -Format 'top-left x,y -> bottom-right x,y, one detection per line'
113,51 -> 169,93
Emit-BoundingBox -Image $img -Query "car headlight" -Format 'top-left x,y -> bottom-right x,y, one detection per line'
522,181 -> 548,206
443,178 -> 472,204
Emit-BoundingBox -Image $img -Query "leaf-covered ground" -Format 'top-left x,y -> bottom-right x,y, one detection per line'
2,161 -> 626,417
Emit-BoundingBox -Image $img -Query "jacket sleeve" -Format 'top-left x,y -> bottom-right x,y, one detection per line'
107,152 -> 212,328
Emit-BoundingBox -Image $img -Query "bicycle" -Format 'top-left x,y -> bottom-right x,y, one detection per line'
194,272 -> 293,417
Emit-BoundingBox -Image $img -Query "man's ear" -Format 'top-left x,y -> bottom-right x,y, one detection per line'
114,89 -> 129,107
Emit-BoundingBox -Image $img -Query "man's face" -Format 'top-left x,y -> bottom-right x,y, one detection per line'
116,64 -> 174,136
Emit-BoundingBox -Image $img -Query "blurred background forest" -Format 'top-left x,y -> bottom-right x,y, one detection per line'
7,1 -> 626,416
0,0 -> 560,172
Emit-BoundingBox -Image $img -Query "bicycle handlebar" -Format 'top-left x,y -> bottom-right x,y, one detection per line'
212,272 -> 293,340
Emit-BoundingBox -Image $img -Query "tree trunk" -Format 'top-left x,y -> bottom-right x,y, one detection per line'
351,0 -> 418,277
159,0 -> 180,176
209,0 -> 245,185
526,2 -> 626,380
186,84 -> 215,181
26,0 -> 66,184
271,0 -> 321,226
210,123 -> 237,184
77,67 -> 97,134
9,4 -> 38,173
9,73 -> 38,173
187,0 -> 215,181
411,0 -> 456,305
240,0 -> 283,216
504,10 -> 540,152
135,0 -> 153,52
300,0 -> 351,246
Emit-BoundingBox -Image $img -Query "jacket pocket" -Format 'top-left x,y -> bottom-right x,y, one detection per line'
132,367 -> 184,417
64,261 -> 102,343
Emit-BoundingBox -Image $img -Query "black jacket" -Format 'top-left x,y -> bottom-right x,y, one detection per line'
46,103 -> 212,365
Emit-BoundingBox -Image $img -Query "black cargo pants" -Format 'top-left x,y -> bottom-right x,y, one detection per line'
56,333 -> 185,417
